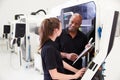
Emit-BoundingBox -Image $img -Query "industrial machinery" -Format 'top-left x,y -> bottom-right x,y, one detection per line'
49,0 -> 120,79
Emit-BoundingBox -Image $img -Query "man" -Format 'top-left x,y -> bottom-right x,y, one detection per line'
56,13 -> 88,74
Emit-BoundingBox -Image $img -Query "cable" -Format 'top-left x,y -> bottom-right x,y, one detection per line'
31,9 -> 47,15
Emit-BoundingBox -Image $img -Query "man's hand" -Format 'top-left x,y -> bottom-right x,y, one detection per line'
85,43 -> 91,49
66,53 -> 78,61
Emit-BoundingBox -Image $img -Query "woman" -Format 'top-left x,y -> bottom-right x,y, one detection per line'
39,17 -> 86,80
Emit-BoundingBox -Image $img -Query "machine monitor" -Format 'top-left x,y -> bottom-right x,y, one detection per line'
3,25 -> 10,34
15,23 -> 26,38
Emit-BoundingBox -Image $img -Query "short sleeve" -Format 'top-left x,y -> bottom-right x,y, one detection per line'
55,37 -> 61,50
44,47 -> 57,70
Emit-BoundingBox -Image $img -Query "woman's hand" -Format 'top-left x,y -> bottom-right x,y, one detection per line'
74,68 -> 86,79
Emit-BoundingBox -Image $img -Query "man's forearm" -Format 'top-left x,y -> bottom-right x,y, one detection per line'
61,52 -> 68,58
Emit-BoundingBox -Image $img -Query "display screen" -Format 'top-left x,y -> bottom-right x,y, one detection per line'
15,23 -> 26,38
4,25 -> 10,34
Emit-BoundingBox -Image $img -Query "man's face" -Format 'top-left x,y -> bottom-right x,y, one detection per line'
68,16 -> 82,32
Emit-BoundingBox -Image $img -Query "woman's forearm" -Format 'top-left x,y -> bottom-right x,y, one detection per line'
63,61 -> 78,73
49,68 -> 77,79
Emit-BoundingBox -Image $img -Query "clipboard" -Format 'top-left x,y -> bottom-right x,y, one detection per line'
72,42 -> 95,65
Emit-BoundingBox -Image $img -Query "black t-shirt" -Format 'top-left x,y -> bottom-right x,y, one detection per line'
41,39 -> 64,80
56,28 -> 88,71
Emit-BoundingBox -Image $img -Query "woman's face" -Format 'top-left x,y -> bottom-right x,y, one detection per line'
57,23 -> 62,37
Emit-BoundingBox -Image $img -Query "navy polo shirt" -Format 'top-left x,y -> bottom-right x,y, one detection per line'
56,28 -> 88,70
41,39 -> 64,80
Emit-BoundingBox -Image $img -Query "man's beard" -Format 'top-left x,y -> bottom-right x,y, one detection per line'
68,26 -> 78,32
